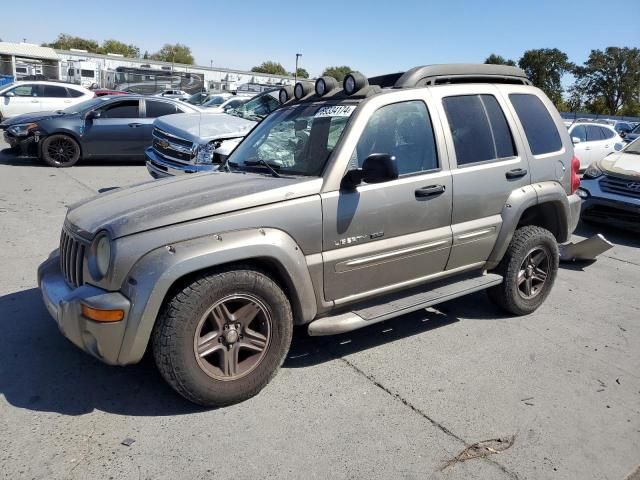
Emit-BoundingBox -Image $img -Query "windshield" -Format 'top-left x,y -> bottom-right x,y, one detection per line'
62,97 -> 109,114
624,138 -> 640,155
227,92 -> 280,121
227,102 -> 358,176
203,95 -> 227,107
631,124 -> 640,134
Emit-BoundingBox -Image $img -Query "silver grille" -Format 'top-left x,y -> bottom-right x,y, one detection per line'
59,229 -> 85,288
599,175 -> 640,199
152,127 -> 196,165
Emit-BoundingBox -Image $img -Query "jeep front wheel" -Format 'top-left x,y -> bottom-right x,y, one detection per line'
488,225 -> 559,315
152,268 -> 293,407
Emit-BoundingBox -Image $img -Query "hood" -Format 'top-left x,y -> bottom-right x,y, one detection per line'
623,132 -> 639,142
154,111 -> 255,144
598,151 -> 640,179
1,110 -> 70,127
66,171 -> 322,239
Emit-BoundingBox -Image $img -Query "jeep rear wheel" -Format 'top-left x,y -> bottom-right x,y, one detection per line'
488,225 -> 559,315
152,268 -> 293,407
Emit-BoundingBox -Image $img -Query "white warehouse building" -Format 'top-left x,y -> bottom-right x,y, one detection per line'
0,41 -> 296,94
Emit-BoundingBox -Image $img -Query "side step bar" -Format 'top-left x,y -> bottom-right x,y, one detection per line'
308,273 -> 503,336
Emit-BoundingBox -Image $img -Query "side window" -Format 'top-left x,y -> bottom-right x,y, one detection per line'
66,88 -> 84,98
585,125 -> 604,142
8,84 -> 37,97
600,127 -> 615,140
42,85 -> 69,98
509,93 -> 562,155
443,94 -> 516,166
570,125 -> 587,142
146,100 -> 178,118
98,100 -> 140,118
353,100 -> 438,175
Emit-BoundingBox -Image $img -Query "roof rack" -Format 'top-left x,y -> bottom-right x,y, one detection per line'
392,64 -> 531,88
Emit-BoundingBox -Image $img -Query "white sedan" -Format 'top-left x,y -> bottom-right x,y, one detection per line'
0,81 -> 94,121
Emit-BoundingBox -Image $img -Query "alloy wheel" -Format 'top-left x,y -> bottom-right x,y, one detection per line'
517,247 -> 550,299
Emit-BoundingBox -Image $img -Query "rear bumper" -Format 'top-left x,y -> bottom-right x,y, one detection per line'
145,147 -> 214,178
37,254 -> 132,365
567,193 -> 582,236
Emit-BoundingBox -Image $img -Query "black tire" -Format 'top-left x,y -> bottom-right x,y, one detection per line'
152,268 -> 293,407
488,225 -> 559,316
40,134 -> 81,167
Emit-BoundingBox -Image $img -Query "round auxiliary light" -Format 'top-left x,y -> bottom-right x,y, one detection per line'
294,82 -> 313,100
315,76 -> 339,96
279,86 -> 293,104
343,71 -> 368,95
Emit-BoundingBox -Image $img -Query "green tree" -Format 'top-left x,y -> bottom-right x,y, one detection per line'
293,67 -> 309,78
43,33 -> 100,53
251,61 -> 288,75
572,47 -> 640,116
484,54 -> 516,66
143,50 -> 149,59
518,48 -> 573,107
150,43 -> 194,64
99,39 -> 140,58
321,66 -> 353,82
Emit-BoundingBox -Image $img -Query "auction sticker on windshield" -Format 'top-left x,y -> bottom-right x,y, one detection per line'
315,105 -> 356,117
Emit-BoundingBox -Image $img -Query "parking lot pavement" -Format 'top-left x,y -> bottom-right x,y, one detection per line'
0,140 -> 638,480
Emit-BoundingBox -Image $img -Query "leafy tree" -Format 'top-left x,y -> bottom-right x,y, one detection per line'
251,61 -> 288,75
43,33 -> 100,53
143,50 -> 149,59
518,48 -> 573,107
150,43 -> 194,65
484,54 -> 516,66
293,67 -> 309,78
99,39 -> 140,58
572,47 -> 640,115
321,66 -> 353,82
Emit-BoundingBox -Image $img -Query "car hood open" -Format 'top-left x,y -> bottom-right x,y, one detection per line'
599,151 -> 640,179
154,112 -> 255,144
66,172 -> 322,239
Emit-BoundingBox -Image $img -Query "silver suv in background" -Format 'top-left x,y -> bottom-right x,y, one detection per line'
145,89 -> 282,178
38,65 -> 581,407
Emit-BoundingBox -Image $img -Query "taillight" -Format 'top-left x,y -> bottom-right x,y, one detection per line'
570,155 -> 581,194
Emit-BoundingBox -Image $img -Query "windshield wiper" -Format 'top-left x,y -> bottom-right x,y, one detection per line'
244,159 -> 282,178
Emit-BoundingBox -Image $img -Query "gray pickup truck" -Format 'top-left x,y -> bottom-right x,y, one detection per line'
38,64 -> 582,407
145,89 -> 281,178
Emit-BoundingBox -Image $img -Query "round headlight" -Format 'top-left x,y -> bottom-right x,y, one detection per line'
279,88 -> 289,104
343,71 -> 368,95
315,76 -> 338,96
93,233 -> 111,278
294,83 -> 304,100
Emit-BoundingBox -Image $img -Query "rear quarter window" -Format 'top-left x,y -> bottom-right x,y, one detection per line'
510,93 -> 562,155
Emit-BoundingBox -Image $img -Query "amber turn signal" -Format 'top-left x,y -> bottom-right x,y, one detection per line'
81,304 -> 124,322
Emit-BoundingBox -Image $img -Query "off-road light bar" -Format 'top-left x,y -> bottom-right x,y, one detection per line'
294,82 -> 313,100
343,72 -> 368,95
279,86 -> 294,104
315,76 -> 339,96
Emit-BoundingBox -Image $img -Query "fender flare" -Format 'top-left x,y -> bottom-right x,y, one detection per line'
116,227 -> 317,365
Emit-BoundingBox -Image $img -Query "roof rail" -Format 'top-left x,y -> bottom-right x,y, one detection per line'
392,64 -> 531,88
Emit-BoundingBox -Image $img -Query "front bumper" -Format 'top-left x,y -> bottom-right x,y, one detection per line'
579,178 -> 640,231
3,131 -> 36,150
145,147 -> 215,179
37,254 -> 132,365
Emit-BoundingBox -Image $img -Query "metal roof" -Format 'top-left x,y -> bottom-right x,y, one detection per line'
0,42 -> 60,60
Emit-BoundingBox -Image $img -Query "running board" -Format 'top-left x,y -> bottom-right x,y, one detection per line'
308,273 -> 503,336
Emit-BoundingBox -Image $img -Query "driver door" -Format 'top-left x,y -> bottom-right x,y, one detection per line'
2,83 -> 41,117
82,99 -> 144,158
321,99 -> 453,303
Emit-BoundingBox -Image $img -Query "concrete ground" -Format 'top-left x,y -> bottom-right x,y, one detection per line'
0,141 -> 638,480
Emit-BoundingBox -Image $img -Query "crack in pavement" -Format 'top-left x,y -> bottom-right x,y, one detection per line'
601,254 -> 640,268
59,169 -> 98,195
337,355 -> 521,480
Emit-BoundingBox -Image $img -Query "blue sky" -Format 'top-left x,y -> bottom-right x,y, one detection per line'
2,0 -> 638,77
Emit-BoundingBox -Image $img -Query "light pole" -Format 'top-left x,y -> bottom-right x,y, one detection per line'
294,53 -> 302,84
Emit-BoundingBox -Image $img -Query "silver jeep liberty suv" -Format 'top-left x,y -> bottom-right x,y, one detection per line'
38,65 -> 582,406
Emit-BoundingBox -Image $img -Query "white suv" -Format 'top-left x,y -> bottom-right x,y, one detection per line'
0,81 -> 94,121
568,122 -> 624,170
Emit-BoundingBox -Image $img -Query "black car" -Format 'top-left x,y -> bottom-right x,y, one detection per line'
0,95 -> 201,167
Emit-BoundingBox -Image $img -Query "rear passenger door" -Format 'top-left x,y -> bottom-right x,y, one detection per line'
40,84 -> 74,112
142,99 -> 184,145
432,85 -> 531,270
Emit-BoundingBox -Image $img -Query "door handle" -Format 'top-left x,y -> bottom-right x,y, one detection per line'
585,146 -> 591,150
31,100 -> 38,103
415,184 -> 446,198
505,168 -> 527,179
128,123 -> 142,128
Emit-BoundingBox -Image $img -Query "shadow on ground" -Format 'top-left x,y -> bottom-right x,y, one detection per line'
0,286 -> 470,417
0,148 -> 143,167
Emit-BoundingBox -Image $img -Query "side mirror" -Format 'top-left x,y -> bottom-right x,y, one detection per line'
5,92 -> 15,97
619,131 -> 626,138
342,153 -> 399,188
86,110 -> 101,120
572,136 -> 582,145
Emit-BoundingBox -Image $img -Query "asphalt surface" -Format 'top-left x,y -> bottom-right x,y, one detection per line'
0,141 -> 638,480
